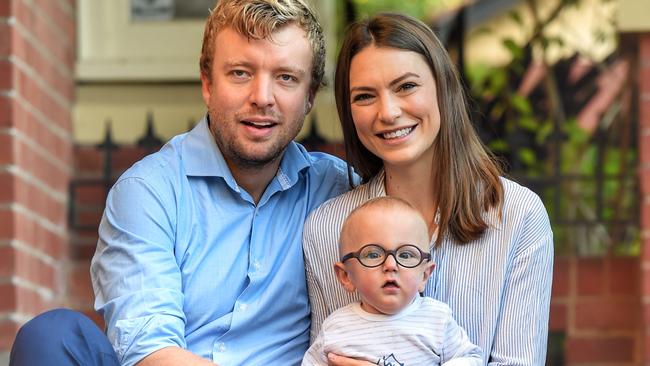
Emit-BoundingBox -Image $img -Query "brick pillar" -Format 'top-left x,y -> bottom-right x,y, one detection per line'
0,0 -> 75,360
641,33 -> 650,365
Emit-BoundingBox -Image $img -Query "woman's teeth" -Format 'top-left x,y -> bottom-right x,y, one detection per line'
382,127 -> 413,139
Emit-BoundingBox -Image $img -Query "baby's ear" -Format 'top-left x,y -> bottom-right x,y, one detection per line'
334,262 -> 356,293
418,262 -> 435,293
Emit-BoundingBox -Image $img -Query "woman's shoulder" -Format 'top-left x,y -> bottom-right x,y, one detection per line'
498,176 -> 552,247
500,176 -> 547,217
306,177 -> 383,225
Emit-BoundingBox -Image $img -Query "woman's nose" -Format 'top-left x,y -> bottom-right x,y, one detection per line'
378,95 -> 401,123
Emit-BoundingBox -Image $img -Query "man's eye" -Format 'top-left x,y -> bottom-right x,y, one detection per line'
279,74 -> 297,82
232,70 -> 248,78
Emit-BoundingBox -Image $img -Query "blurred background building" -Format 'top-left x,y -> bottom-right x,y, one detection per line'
0,0 -> 649,364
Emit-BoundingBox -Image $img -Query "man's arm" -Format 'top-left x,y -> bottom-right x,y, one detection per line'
92,177 -> 193,366
137,347 -> 216,366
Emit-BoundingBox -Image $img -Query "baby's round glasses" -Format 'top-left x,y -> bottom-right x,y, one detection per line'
341,244 -> 431,268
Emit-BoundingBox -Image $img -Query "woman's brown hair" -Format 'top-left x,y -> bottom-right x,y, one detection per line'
334,13 -> 503,246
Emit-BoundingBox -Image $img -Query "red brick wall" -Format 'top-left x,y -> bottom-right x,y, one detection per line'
0,0 -> 75,354
639,33 -> 650,365
551,257 -> 642,365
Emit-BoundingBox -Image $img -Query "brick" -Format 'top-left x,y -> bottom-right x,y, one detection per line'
0,283 -> 16,312
641,168 -> 650,198
575,300 -> 640,330
641,131 -> 650,165
644,202 -> 650,240
643,267 -> 650,298
0,209 -> 16,239
76,211 -> 103,228
0,320 -> 20,351
642,65 -> 650,95
549,303 -> 566,331
577,257 -> 605,296
0,171 -> 16,205
70,242 -> 98,261
68,262 -> 93,304
74,184 -> 107,206
552,256 -> 570,298
641,96 -> 650,131
74,147 -> 103,174
0,1 -> 10,17
643,303 -> 650,325
566,336 -> 635,363
0,59 -> 12,91
641,35 -> 650,67
0,24 -> 10,57
0,96 -> 14,127
609,257 -> 640,296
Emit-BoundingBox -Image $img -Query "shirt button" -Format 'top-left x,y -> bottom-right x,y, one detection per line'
217,342 -> 226,353
239,303 -> 248,311
252,259 -> 261,271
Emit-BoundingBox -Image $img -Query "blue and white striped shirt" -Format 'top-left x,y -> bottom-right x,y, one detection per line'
304,171 -> 553,365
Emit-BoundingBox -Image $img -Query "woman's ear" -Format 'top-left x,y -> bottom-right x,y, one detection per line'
418,262 -> 435,292
334,262 -> 356,293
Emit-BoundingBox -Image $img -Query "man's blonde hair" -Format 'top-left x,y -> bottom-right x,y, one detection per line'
199,0 -> 326,94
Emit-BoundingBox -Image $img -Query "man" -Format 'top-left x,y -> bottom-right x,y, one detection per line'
10,1 -> 349,365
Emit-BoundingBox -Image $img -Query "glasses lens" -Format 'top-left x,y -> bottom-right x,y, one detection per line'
359,245 -> 385,267
396,245 -> 422,267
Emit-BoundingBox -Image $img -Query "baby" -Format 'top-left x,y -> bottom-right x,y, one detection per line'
303,197 -> 482,366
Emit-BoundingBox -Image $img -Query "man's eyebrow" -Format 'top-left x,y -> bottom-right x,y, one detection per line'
276,66 -> 307,76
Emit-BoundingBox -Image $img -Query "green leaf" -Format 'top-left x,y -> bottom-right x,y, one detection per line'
508,10 -> 523,26
535,120 -> 554,145
510,94 -> 533,114
502,39 -> 524,60
518,148 -> 537,166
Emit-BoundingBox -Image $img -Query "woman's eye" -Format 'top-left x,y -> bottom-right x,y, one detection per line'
397,82 -> 417,92
352,93 -> 373,103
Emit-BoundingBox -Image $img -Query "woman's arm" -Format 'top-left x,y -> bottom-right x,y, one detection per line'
489,201 -> 554,365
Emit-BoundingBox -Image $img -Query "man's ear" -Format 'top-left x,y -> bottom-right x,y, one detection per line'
200,73 -> 212,107
334,262 -> 356,293
305,90 -> 315,114
418,262 -> 435,293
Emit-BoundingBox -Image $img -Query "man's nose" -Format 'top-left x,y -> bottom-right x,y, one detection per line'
249,75 -> 274,108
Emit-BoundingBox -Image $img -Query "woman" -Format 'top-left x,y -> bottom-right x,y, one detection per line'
303,13 -> 553,365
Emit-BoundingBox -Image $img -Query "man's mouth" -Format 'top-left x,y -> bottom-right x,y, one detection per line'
379,126 -> 415,140
241,120 -> 277,129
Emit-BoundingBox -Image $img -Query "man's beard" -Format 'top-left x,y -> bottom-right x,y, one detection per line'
208,111 -> 303,170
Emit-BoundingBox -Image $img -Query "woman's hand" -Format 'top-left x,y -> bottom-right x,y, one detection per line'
327,353 -> 375,366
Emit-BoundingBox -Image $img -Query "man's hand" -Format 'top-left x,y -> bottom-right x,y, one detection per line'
327,353 -> 375,366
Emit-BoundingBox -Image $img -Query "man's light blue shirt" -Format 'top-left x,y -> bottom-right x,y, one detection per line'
91,117 -> 350,366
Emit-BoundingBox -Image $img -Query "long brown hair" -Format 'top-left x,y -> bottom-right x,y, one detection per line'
334,13 -> 503,246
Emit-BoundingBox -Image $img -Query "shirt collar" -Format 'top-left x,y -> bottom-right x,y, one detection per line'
182,115 -> 312,191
